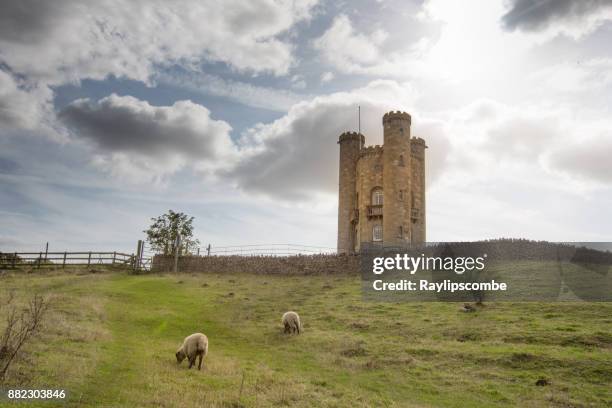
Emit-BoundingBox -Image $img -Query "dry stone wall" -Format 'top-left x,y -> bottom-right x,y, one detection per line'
151,254 -> 360,275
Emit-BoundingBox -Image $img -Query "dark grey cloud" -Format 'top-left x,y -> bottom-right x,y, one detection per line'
58,94 -> 237,180
0,157 -> 20,173
502,0 -> 612,31
223,81 -> 449,200
59,94 -> 234,160
0,0 -> 75,44
224,100 -> 383,200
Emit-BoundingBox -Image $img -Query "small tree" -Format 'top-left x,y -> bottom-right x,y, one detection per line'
0,293 -> 47,381
144,210 -> 200,255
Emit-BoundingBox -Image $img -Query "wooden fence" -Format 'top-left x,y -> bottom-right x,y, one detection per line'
0,251 -> 135,269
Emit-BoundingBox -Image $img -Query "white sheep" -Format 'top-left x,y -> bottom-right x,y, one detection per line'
176,333 -> 208,370
282,311 -> 301,334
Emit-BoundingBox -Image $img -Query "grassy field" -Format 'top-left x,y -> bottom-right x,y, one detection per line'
0,269 -> 610,407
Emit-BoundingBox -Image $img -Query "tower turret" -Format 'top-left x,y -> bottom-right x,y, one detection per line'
337,131 -> 364,253
382,111 -> 412,246
410,137 -> 427,243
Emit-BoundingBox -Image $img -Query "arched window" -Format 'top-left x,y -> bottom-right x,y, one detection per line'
371,188 -> 383,205
373,225 -> 383,241
398,225 -> 404,238
398,155 -> 405,166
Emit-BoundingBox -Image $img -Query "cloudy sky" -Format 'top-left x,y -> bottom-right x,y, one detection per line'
1,0 -> 611,253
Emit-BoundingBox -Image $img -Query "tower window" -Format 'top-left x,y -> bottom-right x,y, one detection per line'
373,225 -> 382,241
399,190 -> 404,201
398,225 -> 404,238
371,188 -> 383,205
398,155 -> 405,166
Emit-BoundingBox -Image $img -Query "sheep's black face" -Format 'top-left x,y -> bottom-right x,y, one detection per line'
176,351 -> 185,363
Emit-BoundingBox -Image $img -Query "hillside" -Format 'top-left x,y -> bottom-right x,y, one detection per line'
0,270 -> 610,407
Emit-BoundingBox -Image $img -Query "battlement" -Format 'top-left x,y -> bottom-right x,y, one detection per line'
338,132 -> 365,144
382,111 -> 411,125
410,137 -> 427,146
359,145 -> 383,157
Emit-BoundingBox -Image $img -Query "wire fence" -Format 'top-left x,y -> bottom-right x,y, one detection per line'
196,243 -> 338,257
0,241 -> 340,272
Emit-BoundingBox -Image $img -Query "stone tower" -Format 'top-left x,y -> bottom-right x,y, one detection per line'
337,111 -> 426,253
410,137 -> 426,243
337,131 -> 364,253
382,111 -> 412,246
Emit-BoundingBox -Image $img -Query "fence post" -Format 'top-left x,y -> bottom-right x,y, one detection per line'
173,234 -> 181,273
87,251 -> 91,267
135,240 -> 143,271
38,252 -> 42,268
12,252 -> 17,269
44,242 -> 49,261
112,251 -> 116,265
139,242 -> 144,268
207,244 -> 211,256
63,252 -> 67,268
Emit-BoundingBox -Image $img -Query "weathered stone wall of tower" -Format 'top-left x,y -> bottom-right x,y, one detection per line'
337,111 -> 426,252
337,132 -> 364,253
382,111 -> 412,246
355,146 -> 383,251
410,137 -> 427,243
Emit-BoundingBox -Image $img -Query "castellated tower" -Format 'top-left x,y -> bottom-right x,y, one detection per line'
382,111 -> 413,246
410,137 -> 427,243
337,131 -> 364,253
337,111 -> 426,253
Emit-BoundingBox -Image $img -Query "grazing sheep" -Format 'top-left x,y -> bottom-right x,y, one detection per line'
282,311 -> 301,334
176,333 -> 208,370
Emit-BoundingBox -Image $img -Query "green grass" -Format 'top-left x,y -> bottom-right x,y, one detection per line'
1,270 -> 611,407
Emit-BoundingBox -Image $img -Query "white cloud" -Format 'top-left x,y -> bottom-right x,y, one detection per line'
546,132 -> 612,185
0,1 -> 319,135
312,14 -> 427,77
528,58 -> 612,93
313,15 -> 386,69
154,70 -> 306,112
422,97 -> 612,195
0,0 -> 318,86
0,70 -> 53,132
418,0 -> 533,83
321,71 -> 335,82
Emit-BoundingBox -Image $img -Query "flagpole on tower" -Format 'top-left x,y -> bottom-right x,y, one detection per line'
358,105 -> 361,134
